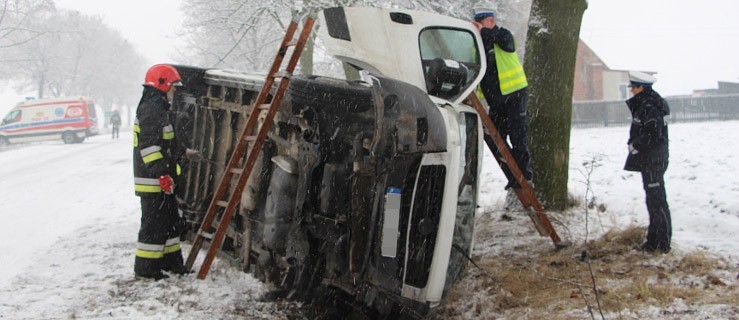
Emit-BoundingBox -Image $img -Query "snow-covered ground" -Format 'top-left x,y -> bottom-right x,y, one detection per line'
0,120 -> 737,319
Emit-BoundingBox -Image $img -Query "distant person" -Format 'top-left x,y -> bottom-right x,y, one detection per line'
471,7 -> 532,209
109,110 -> 121,139
133,64 -> 189,280
624,71 -> 671,253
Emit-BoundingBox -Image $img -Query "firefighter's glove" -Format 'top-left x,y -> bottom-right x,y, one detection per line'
159,175 -> 175,194
628,144 -> 639,155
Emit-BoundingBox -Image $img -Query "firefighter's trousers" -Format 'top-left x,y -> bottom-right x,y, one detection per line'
134,194 -> 184,277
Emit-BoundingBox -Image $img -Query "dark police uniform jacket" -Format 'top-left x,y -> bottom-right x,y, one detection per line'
624,88 -> 670,172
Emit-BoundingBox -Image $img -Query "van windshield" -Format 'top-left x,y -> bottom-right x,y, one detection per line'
2,110 -> 22,125
419,28 -> 481,101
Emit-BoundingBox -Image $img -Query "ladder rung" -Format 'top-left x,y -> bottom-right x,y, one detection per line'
258,104 -> 271,110
199,230 -> 214,240
244,135 -> 257,142
229,167 -> 244,175
286,40 -> 297,47
215,200 -> 229,208
275,71 -> 292,79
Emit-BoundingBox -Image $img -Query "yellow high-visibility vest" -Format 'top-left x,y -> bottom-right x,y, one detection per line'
494,44 -> 528,95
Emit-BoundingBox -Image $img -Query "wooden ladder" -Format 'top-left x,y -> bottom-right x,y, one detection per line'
185,9 -> 318,279
467,93 -> 564,247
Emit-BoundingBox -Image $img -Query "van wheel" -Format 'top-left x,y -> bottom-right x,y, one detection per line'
287,75 -> 374,113
62,132 -> 77,144
0,137 -> 8,147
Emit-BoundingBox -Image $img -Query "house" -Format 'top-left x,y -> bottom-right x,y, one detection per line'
693,81 -> 739,96
573,40 -> 655,101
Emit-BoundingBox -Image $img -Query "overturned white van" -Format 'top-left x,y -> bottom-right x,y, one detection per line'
172,6 -> 487,318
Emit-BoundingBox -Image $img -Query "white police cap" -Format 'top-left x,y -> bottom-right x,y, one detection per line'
473,7 -> 496,20
628,71 -> 657,87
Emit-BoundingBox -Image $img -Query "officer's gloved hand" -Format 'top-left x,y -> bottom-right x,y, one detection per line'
628,144 -> 639,155
159,175 -> 175,194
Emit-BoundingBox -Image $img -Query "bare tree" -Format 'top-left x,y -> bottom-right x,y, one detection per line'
0,0 -> 54,48
1,5 -> 145,114
0,0 -> 55,80
178,0 -> 476,76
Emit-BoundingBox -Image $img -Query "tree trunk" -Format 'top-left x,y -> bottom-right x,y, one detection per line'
523,0 -> 587,209
37,73 -> 45,99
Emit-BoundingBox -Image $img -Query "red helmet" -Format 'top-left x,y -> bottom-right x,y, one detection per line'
144,64 -> 182,92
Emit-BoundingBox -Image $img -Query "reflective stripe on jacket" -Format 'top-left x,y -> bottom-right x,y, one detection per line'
494,44 -> 528,95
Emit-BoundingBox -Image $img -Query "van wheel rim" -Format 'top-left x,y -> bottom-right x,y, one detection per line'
62,133 -> 76,144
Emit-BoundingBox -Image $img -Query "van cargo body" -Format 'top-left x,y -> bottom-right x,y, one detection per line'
0,96 -> 99,145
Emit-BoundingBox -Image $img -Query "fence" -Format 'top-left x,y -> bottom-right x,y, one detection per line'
572,93 -> 739,128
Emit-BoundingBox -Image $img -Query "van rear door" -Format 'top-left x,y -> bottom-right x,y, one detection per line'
85,101 -> 99,135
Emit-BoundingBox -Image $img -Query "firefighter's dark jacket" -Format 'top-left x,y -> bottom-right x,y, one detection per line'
133,86 -> 179,196
624,88 -> 670,172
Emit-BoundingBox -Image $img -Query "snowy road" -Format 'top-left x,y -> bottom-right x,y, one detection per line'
0,121 -> 737,319
0,133 -> 139,287
0,132 -> 287,319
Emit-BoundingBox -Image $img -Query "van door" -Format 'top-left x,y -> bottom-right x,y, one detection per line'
85,101 -> 99,135
0,109 -> 24,143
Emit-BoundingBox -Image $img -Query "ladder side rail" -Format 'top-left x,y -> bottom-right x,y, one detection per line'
467,93 -> 562,246
195,14 -> 318,279
185,17 -> 302,270
249,15 -> 301,119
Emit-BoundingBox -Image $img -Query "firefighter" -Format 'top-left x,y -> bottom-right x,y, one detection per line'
624,71 -> 671,253
133,64 -> 189,279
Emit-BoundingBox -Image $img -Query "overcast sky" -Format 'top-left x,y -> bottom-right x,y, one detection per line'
53,0 -> 739,97
2,0 -> 737,112
54,0 -> 186,64
581,0 -> 739,96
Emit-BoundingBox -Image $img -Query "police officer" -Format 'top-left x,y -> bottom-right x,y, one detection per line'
472,8 -> 532,208
624,71 -> 671,253
133,64 -> 189,279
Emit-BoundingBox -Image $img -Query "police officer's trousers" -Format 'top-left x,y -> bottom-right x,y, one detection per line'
641,169 -> 672,252
484,88 -> 533,187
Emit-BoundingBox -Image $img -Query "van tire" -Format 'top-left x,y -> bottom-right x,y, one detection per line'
0,137 -> 8,147
287,75 -> 374,113
62,132 -> 77,144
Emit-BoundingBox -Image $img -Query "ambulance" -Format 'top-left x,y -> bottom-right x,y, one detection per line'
0,96 -> 99,146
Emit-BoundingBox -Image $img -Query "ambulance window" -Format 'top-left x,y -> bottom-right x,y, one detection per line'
2,110 -> 22,125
